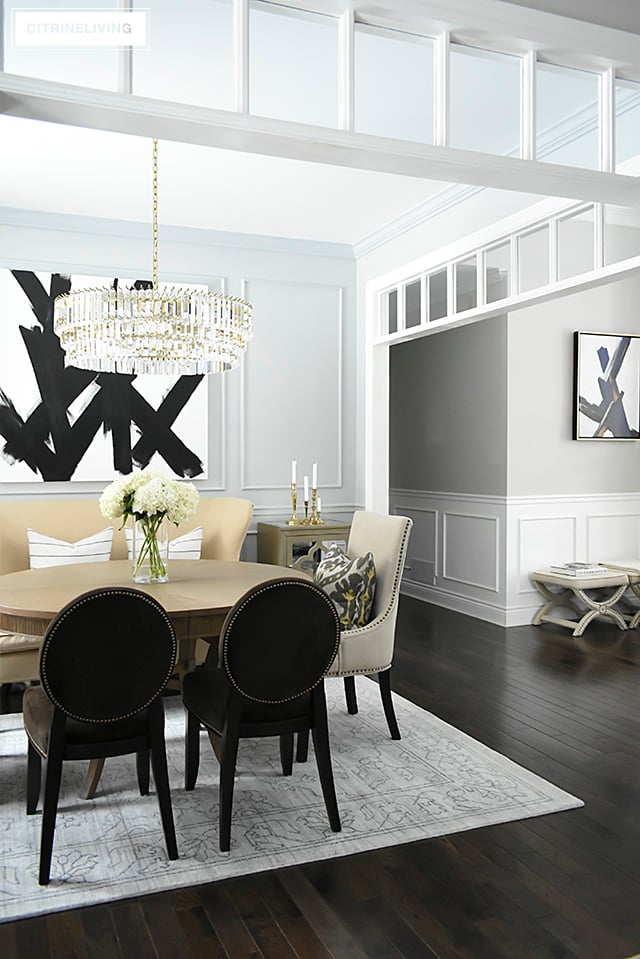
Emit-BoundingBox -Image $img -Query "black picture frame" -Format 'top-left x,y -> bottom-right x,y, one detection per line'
573,331 -> 640,440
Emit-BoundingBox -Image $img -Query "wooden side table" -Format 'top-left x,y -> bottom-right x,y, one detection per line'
530,569 -> 629,637
257,520 -> 351,570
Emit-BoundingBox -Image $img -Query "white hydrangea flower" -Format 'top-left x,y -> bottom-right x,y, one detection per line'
100,469 -> 199,525
166,481 -> 199,524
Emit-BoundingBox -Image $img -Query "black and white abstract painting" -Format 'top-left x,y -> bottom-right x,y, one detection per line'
0,269 -> 208,481
573,331 -> 640,440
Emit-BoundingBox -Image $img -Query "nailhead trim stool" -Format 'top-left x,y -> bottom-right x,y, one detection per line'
530,569 -> 629,637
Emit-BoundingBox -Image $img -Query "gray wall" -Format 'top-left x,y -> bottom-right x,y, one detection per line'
389,314 -> 508,495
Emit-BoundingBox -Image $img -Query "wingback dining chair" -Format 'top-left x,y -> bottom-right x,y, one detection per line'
23,587 -> 179,885
183,577 -> 342,852
297,511 -> 412,761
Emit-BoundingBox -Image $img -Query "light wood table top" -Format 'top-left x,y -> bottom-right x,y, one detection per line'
0,559 -> 309,640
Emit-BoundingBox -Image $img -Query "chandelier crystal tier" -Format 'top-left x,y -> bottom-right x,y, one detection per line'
54,139 -> 253,376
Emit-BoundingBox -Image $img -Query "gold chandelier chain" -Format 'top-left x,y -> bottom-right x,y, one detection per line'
152,138 -> 159,289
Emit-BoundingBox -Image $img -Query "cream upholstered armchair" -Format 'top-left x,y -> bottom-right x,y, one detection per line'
297,511 -> 412,761
327,511 -> 412,736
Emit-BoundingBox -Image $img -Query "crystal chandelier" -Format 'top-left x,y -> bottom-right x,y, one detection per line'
54,139 -> 253,375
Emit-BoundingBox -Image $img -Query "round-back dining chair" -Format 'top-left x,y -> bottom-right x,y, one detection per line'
23,586 -> 179,885
183,577 -> 342,852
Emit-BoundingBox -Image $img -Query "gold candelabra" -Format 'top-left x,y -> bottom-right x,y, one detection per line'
310,487 -> 324,524
287,483 -> 299,525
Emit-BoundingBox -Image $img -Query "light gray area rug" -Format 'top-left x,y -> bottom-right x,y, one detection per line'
0,678 -> 583,922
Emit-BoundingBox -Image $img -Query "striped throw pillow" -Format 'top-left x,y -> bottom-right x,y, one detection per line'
27,528 -> 114,569
124,525 -> 203,561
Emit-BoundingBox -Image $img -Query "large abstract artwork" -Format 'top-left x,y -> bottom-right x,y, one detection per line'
573,331 -> 640,440
0,269 -> 208,481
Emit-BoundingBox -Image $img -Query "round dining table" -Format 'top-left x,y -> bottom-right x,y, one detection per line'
0,557 -> 308,651
0,558 -> 309,798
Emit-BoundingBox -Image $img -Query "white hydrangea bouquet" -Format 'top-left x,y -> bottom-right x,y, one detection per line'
100,469 -> 199,582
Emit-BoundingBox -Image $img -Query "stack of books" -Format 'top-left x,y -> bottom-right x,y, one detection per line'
549,562 -> 607,576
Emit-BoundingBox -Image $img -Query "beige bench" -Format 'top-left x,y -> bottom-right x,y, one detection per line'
0,495 -> 253,689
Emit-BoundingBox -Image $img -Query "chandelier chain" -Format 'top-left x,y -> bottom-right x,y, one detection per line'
152,138 -> 159,289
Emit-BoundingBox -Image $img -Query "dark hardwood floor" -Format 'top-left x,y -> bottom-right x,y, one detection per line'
2,597 -> 639,959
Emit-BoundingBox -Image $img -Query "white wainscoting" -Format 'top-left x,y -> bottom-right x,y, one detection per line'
391,489 -> 640,627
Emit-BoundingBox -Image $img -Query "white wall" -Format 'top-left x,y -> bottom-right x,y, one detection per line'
507,273 -> 640,496
0,209 -> 358,559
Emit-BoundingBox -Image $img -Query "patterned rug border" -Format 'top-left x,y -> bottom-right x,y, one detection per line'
0,678 -> 583,922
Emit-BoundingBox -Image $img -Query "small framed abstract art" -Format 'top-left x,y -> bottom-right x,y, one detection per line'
573,331 -> 640,440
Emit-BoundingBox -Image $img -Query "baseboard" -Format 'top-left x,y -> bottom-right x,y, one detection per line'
400,581 -> 509,627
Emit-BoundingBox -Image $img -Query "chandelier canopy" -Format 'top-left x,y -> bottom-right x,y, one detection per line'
54,140 -> 253,376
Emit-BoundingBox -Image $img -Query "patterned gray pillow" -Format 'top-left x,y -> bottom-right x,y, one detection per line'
314,545 -> 376,630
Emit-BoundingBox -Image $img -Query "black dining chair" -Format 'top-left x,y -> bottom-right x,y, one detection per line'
183,577 -> 342,852
23,587 -> 179,885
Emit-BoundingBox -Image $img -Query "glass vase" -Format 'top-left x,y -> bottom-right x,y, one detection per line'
132,515 -> 169,583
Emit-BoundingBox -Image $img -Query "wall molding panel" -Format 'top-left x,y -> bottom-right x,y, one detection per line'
391,488 -> 640,627
239,277 -> 345,492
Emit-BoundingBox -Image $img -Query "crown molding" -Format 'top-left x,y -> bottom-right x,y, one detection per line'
0,206 -> 354,260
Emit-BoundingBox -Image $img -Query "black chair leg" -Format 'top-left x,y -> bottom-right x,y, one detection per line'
184,707 -> 200,791
280,733 -> 294,776
296,729 -> 309,763
379,669 -> 401,740
136,748 -> 150,796
0,682 -> 11,713
26,741 -> 41,815
344,676 -> 358,714
311,687 -> 341,833
149,705 -> 178,861
219,710 -> 241,852
39,752 -> 63,885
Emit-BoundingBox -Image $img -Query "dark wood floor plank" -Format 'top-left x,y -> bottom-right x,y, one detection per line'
174,902 -> 228,959
47,909 -> 89,959
251,873 -> 335,959
279,867 -> 373,959
139,893 -> 195,959
197,882 -> 262,959
0,920 -> 18,959
108,899 -> 158,959
224,876 -> 301,959
78,904 -> 124,959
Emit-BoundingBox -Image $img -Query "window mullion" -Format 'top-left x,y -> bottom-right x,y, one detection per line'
600,67 -> 615,173
338,10 -> 354,131
117,0 -> 133,95
521,50 -> 536,160
434,30 -> 449,147
234,0 -> 249,114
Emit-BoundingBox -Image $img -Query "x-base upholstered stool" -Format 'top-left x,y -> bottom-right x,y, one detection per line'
530,569 -> 629,637
599,560 -> 640,629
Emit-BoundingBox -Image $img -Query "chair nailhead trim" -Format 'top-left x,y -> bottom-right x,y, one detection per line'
222,579 -> 341,704
40,588 -> 177,723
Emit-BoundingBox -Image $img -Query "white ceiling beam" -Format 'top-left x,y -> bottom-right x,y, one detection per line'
1,74 -> 639,206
